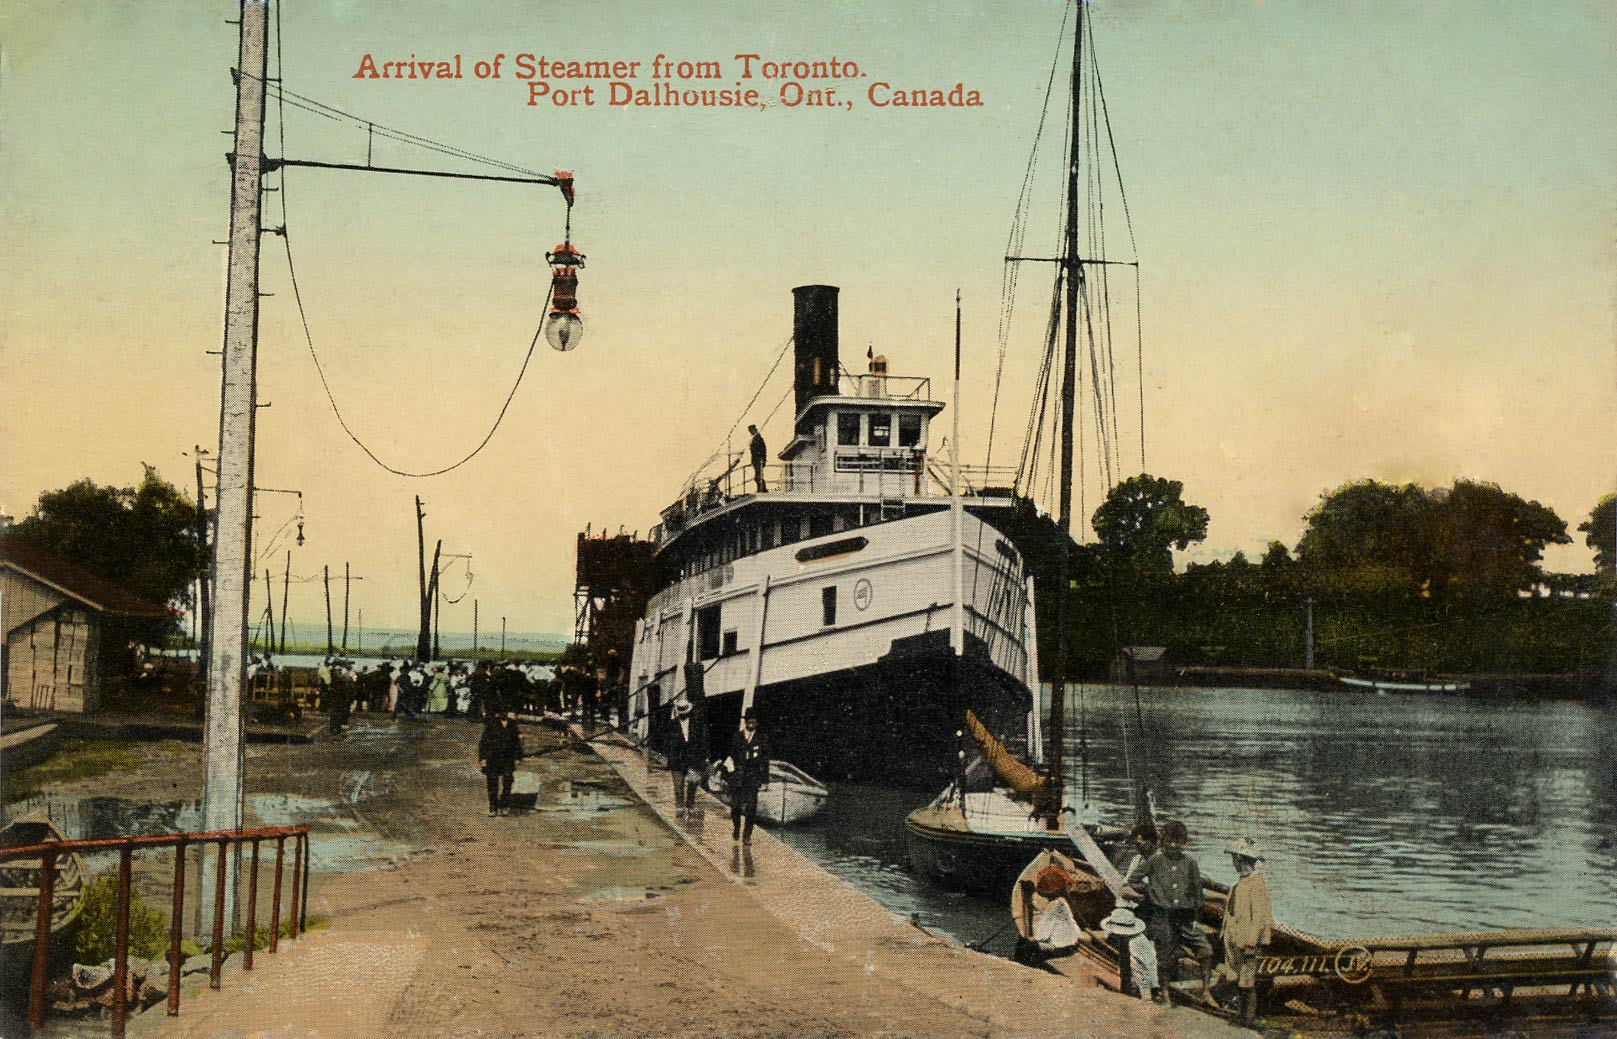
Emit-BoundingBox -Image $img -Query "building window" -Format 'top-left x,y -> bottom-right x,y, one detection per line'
837,412 -> 860,446
869,414 -> 892,447
822,586 -> 837,626
722,630 -> 739,656
696,604 -> 722,660
898,413 -> 922,447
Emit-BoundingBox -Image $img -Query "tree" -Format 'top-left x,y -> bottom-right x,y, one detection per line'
1579,494 -> 1615,579
1089,473 -> 1209,577
1296,480 -> 1433,598
1427,480 -> 1568,601
1261,540 -> 1293,571
10,468 -> 204,634
1298,478 -> 1569,602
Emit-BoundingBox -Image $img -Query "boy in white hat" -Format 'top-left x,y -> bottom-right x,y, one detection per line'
1220,835 -> 1273,1025
1100,905 -> 1158,1001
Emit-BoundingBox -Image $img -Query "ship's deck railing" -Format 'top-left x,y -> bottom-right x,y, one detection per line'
829,371 -> 933,402
652,456 -> 1016,547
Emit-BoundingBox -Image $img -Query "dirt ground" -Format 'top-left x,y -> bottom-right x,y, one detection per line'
7,716 -> 1252,1039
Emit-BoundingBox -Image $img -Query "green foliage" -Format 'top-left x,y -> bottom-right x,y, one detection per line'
1089,474 -> 1209,577
1580,494 -> 1615,578
1297,478 -> 1569,603
216,914 -> 329,955
1,739 -> 139,802
10,468 -> 204,635
64,875 -> 170,964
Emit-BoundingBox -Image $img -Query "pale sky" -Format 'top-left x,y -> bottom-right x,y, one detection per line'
3,1 -> 1614,633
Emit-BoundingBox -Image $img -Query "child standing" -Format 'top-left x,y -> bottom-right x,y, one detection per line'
1142,819 -> 1213,1005
1221,836 -> 1274,1025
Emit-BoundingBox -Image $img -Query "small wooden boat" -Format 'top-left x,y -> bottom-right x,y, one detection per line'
1009,848 -> 1111,961
707,759 -> 829,826
1337,670 -> 1470,694
0,814 -> 88,946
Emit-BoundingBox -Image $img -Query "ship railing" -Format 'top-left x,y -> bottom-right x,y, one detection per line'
833,371 -> 932,401
924,461 -> 1019,497
2,823 -> 314,1038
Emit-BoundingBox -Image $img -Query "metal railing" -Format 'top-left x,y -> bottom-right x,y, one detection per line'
1,824 -> 313,1038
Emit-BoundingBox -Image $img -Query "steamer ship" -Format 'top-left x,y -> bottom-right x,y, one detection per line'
625,285 -> 1046,785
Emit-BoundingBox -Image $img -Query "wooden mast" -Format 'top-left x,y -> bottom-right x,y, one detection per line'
1046,0 -> 1087,824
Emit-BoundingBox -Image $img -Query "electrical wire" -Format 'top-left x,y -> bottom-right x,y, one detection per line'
268,12 -> 560,479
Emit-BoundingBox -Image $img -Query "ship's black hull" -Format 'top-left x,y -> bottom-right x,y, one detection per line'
680,630 -> 1031,788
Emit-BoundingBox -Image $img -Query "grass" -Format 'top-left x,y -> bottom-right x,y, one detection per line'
2,738 -> 141,802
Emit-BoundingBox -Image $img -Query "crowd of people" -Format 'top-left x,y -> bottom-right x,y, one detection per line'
294,657 -> 618,734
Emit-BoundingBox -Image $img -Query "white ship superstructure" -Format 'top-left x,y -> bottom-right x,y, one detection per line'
627,285 -> 1041,783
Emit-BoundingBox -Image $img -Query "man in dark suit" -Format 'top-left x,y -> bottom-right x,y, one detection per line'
663,695 -> 707,817
726,706 -> 770,844
747,424 -> 768,493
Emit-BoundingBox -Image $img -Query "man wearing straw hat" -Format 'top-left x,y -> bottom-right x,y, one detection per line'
1220,835 -> 1274,1025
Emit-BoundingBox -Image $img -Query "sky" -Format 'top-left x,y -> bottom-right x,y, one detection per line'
2,0 -> 1614,634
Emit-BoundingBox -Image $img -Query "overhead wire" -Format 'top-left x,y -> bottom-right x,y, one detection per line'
266,11 -> 562,479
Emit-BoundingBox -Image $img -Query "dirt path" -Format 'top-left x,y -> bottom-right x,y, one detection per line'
12,717 -> 1246,1038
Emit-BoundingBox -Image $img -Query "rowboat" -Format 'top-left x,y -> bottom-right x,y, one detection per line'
707,759 -> 829,826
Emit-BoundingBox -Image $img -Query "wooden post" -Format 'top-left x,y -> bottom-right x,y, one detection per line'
415,497 -> 430,660
341,562 -> 350,652
111,845 -> 132,1037
324,565 -> 334,657
244,839 -> 260,969
279,551 -> 290,654
209,840 -> 229,989
268,836 -> 284,954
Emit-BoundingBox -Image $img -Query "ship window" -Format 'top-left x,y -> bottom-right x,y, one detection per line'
822,586 -> 837,627
898,413 -> 922,447
810,513 -> 834,538
696,604 -> 722,660
722,630 -> 739,656
869,415 -> 892,447
796,537 -> 868,564
837,413 -> 860,446
781,518 -> 801,545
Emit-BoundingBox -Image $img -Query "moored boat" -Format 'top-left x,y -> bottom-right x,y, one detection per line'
707,759 -> 829,826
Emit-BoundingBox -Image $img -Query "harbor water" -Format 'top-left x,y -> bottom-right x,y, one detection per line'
774,684 -> 1617,945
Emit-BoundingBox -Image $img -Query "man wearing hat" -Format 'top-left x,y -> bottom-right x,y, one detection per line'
1100,906 -> 1158,1001
724,707 -> 770,844
1220,836 -> 1274,1025
663,693 -> 707,817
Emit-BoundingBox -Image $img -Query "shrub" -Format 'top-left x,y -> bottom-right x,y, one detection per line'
63,875 -> 170,964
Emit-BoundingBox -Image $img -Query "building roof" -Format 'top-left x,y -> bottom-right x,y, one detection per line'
0,536 -> 172,619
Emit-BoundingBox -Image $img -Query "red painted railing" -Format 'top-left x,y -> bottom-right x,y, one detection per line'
0,824 -> 313,1038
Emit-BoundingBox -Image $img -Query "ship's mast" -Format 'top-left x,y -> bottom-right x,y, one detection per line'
1045,0 -> 1088,823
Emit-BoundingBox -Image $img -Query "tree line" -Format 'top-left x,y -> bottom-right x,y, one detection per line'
1037,475 -> 1614,679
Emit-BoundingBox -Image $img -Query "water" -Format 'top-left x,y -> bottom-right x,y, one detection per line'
773,685 -> 1617,943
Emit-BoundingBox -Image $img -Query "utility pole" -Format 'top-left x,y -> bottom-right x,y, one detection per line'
1304,597 -> 1315,671
473,599 -> 479,656
324,565 -> 334,657
203,0 -> 268,932
357,608 -> 364,655
432,576 -> 442,661
264,568 -> 276,653
425,539 -> 442,660
500,616 -> 506,660
342,562 -> 351,652
279,550 -> 290,654
415,496 -> 430,661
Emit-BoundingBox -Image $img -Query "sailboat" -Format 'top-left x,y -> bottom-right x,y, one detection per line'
905,0 -> 1154,891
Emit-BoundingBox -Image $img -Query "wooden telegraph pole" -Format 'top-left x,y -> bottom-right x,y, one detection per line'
342,561 -> 351,652
324,564 -> 334,657
279,550 -> 290,654
202,0 -> 268,928
416,497 -> 430,661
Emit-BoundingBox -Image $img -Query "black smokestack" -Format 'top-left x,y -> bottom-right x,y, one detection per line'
793,285 -> 840,416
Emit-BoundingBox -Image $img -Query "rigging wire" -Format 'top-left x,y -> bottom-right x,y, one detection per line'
988,1 -> 1071,474
678,334 -> 795,493
268,11 -> 558,479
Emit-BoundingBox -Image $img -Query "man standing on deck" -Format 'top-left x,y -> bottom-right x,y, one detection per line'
748,424 -> 768,493
725,707 -> 770,844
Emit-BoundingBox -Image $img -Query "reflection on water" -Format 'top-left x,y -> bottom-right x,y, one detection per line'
776,685 -> 1617,942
